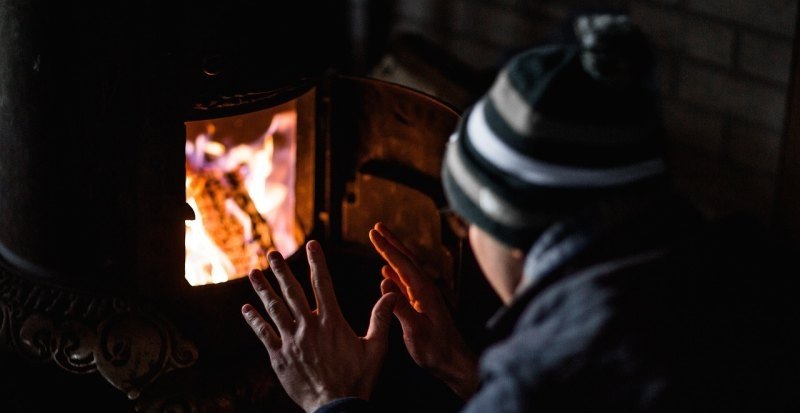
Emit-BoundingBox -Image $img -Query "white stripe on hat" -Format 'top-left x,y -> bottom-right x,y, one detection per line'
488,70 -> 538,137
466,99 -> 666,188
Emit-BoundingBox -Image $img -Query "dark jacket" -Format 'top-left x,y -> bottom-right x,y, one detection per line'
318,194 -> 798,413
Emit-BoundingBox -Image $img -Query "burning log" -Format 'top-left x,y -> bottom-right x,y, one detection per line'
225,170 -> 275,265
187,167 -> 273,277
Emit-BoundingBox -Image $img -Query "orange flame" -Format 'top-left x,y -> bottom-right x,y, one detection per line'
185,110 -> 300,286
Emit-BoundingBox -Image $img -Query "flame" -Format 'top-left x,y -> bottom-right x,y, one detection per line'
185,110 -> 300,286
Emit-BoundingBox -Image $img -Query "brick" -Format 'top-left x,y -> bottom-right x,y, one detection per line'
523,3 -> 569,21
667,148 -> 727,216
444,37 -> 505,71
505,0 -> 625,11
390,19 -> 505,72
687,0 -> 798,37
739,33 -> 794,84
716,166 -> 777,221
484,0 -> 524,7
669,148 -> 776,221
648,0 -> 681,5
449,0 -> 551,48
663,99 -> 725,155
394,0 -> 445,25
677,64 -> 788,130
654,53 -> 677,97
631,2 -> 735,65
510,0 -> 590,19
727,121 -> 783,175
396,0 -> 552,49
394,0 -> 429,24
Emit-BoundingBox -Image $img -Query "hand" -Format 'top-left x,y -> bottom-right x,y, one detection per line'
369,223 -> 479,399
242,240 -> 398,413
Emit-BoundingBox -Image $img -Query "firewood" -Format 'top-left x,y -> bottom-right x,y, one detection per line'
225,171 -> 275,255
186,166 -> 275,277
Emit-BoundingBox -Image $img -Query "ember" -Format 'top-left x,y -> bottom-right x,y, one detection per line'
184,105 -> 301,286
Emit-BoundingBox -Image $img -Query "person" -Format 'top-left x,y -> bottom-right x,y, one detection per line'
240,14 -> 797,413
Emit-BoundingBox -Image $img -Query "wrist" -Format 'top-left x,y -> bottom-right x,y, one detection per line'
305,377 -> 374,412
310,397 -> 371,413
433,344 -> 479,399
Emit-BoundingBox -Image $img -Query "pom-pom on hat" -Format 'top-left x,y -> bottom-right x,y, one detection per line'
442,14 -> 667,249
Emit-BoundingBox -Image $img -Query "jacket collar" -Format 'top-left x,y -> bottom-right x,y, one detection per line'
485,191 -> 704,339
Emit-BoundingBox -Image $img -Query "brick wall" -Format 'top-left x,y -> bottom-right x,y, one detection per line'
386,0 -> 798,221
632,0 -> 796,220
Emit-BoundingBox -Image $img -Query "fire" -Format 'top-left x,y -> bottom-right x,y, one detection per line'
185,110 -> 300,286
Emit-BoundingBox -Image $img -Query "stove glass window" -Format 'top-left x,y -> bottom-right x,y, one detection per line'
184,99 -> 302,286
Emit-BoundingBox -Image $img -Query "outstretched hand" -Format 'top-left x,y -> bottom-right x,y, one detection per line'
242,240 -> 397,413
369,223 -> 479,399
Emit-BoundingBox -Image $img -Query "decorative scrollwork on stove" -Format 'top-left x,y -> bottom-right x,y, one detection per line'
0,300 -> 10,352
0,270 -> 199,400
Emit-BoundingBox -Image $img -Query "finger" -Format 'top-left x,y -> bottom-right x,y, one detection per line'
380,276 -> 403,296
382,279 -> 422,321
365,293 -> 397,345
306,240 -> 340,318
249,269 -> 294,333
370,230 -> 432,297
242,304 -> 281,350
381,265 -> 413,301
267,251 -> 311,322
369,229 -> 417,275
382,268 -> 423,312
373,223 -> 419,266
390,289 -> 423,333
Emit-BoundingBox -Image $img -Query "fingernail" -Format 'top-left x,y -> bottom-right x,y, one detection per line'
249,269 -> 262,283
268,251 -> 281,265
242,305 -> 252,314
307,240 -> 318,253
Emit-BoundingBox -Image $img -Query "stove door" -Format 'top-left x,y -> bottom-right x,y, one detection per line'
327,76 -> 462,298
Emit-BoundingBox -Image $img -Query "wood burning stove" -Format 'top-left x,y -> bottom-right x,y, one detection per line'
0,2 -> 467,410
0,77 -> 462,411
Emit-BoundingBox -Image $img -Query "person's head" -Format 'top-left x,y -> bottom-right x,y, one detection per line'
441,15 -> 666,303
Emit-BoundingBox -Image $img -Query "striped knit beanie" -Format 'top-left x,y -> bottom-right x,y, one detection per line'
442,15 -> 667,249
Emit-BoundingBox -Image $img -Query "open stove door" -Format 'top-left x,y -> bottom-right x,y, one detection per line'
324,76 -> 462,303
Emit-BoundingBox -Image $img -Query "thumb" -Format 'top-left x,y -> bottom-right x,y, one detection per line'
382,279 -> 420,327
365,292 -> 397,345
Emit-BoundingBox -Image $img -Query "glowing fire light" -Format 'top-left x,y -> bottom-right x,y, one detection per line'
185,110 -> 300,286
